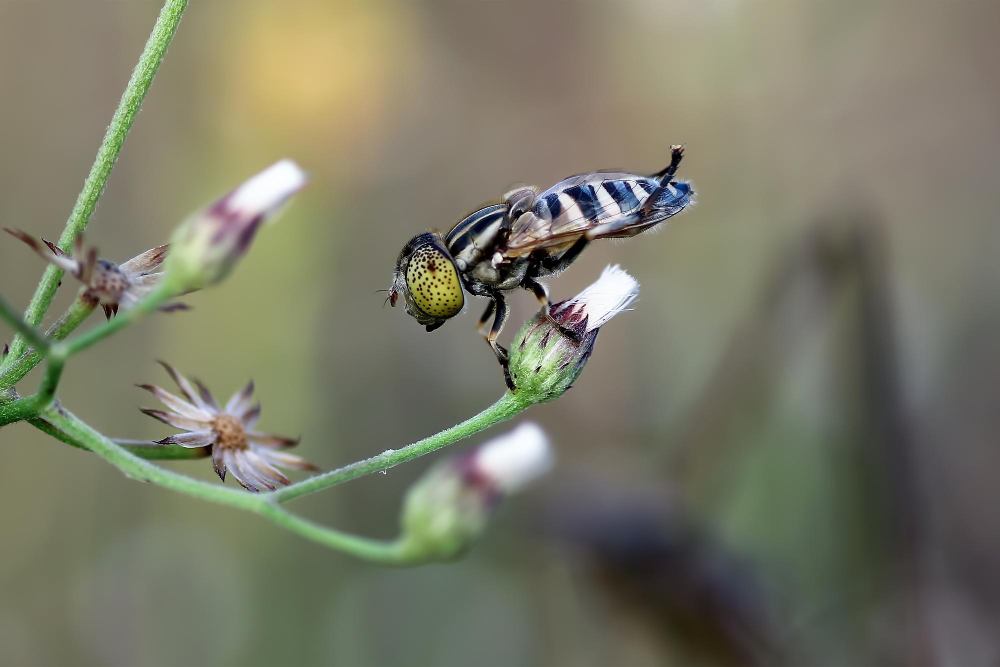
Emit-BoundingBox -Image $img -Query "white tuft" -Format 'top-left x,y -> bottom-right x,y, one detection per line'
474,422 -> 554,493
567,264 -> 640,332
225,159 -> 308,220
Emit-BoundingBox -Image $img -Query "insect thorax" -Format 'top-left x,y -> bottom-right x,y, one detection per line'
445,203 -> 525,292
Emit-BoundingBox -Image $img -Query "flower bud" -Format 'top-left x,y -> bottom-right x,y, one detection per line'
166,160 -> 307,290
399,423 -> 553,561
508,264 -> 639,402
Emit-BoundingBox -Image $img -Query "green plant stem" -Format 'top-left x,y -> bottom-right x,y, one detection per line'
0,293 -> 50,357
60,281 -> 176,358
35,351 -> 65,409
44,406 -> 270,508
15,374 -> 531,560
29,418 -> 211,459
274,391 -> 533,504
0,347 -> 66,426
0,397 -> 38,426
5,0 -> 189,364
41,406 -> 419,563
257,505 -> 410,565
0,0 -> 526,565
0,296 -> 96,389
0,286 -> 168,427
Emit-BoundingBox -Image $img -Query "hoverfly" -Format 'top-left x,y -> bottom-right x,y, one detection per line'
389,145 -> 694,390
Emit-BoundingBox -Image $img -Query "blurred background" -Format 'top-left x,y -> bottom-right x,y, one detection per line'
1,0 -> 999,665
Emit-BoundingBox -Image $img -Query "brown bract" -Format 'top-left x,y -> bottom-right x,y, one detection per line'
4,228 -> 186,319
138,361 -> 317,492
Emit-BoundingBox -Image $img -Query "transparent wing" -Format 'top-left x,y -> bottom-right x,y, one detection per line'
505,173 -> 679,257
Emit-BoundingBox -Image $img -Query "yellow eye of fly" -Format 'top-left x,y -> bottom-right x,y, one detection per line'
406,245 -> 464,318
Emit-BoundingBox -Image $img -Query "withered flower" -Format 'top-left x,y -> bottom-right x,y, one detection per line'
139,362 -> 317,492
3,229 -> 185,319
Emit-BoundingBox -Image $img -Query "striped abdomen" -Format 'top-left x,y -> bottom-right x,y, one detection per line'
533,173 -> 665,227
504,172 -> 693,257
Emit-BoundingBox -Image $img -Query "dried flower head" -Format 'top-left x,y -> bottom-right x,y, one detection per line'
138,362 -> 317,492
508,264 -> 640,401
166,160 -> 308,290
399,422 -> 553,560
4,229 -> 185,319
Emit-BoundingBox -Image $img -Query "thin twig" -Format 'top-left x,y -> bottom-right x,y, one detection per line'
0,293 -> 50,357
5,0 -> 189,364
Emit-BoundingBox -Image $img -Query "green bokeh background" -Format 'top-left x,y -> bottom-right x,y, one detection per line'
2,1 -> 999,665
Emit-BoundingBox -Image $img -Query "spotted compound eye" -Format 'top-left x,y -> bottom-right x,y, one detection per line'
405,244 -> 464,318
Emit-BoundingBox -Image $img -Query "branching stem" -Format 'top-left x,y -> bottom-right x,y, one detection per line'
39,401 -> 529,564
0,293 -> 50,357
5,0 -> 189,364
274,391 -> 531,503
0,0 -> 545,565
61,281 -> 177,358
0,296 -> 96,390
30,418 -> 211,460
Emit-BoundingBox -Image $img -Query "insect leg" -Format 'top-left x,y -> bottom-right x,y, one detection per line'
523,275 -> 550,310
476,300 -> 496,337
522,275 -> 582,343
487,294 -> 510,363
483,293 -> 515,390
543,235 -> 590,270
651,144 -> 685,185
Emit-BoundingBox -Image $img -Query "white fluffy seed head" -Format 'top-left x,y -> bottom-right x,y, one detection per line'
567,264 -> 639,332
224,159 -> 308,223
474,422 -> 554,493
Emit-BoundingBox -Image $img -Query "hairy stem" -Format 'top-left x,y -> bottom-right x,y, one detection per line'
0,356 -> 62,426
18,380 -> 532,561
30,418 -> 211,459
275,391 -> 532,503
44,406 -> 263,508
0,285 -> 171,427
5,0 -> 189,364
0,397 -> 38,427
0,293 -> 50,358
257,505 -> 410,565
0,296 -> 96,390
41,407 -> 422,563
35,352 -> 66,410
61,281 -> 176,358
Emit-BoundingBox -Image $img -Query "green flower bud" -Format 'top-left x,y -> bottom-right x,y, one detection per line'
509,265 -> 640,402
399,423 -> 553,561
166,160 -> 307,290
